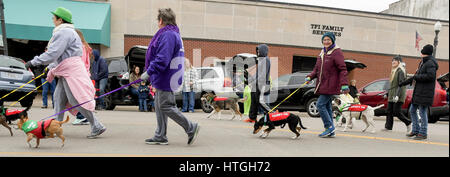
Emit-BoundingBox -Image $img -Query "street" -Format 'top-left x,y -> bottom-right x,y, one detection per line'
0,102 -> 448,157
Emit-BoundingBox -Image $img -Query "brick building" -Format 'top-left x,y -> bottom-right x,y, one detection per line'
114,0 -> 449,88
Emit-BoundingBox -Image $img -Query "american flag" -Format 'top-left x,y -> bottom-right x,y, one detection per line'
415,30 -> 423,51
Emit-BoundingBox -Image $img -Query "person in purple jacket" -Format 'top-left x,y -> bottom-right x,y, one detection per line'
140,8 -> 200,145
307,32 -> 349,138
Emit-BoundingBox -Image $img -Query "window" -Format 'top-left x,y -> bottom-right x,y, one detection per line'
289,75 -> 305,85
274,74 -> 291,87
201,69 -> 218,79
292,56 -> 316,72
0,56 -> 25,69
364,81 -> 388,92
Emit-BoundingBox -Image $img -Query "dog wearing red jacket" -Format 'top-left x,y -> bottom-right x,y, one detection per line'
253,111 -> 307,139
0,106 -> 30,136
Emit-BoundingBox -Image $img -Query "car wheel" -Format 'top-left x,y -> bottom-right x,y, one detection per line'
201,93 -> 214,113
306,98 -> 320,117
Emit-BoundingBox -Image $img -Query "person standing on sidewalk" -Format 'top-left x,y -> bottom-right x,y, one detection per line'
399,44 -> 439,140
306,32 -> 349,138
181,59 -> 197,113
36,65 -> 56,109
91,49 -> 109,110
383,55 -> 411,132
25,7 -> 106,139
141,8 -> 200,145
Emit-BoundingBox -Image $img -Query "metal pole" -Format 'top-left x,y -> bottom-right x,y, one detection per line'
433,30 -> 439,58
0,0 -> 8,56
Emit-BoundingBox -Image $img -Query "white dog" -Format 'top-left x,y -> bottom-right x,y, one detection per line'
334,94 -> 384,133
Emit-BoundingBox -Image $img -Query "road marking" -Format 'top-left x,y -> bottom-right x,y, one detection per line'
0,151 -> 198,157
237,125 -> 449,147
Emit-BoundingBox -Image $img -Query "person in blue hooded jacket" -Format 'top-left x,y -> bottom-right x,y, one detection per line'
91,49 -> 109,109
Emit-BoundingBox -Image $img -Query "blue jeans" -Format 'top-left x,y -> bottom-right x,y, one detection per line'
182,91 -> 195,112
96,78 -> 108,109
41,78 -> 56,107
139,98 -> 148,111
317,95 -> 334,129
409,104 -> 428,136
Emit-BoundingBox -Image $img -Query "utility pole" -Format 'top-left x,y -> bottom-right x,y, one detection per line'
0,0 -> 8,56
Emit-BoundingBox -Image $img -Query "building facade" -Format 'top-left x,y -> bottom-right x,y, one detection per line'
106,0 -> 448,87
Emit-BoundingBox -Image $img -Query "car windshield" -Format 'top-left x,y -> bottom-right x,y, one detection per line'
274,74 -> 291,87
0,56 -> 25,70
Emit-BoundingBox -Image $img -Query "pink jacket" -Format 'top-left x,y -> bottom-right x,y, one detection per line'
47,56 -> 96,114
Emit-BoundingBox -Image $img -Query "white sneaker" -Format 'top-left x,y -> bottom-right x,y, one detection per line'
72,118 -> 88,125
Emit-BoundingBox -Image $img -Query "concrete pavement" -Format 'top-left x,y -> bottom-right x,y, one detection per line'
0,101 -> 448,157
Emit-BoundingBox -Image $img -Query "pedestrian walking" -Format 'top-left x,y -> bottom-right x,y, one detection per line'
181,59 -> 197,113
72,28 -> 93,125
91,49 -> 108,110
383,55 -> 411,132
141,8 -> 200,145
25,7 -> 106,138
245,44 -> 271,123
306,32 -> 349,138
399,44 -> 439,140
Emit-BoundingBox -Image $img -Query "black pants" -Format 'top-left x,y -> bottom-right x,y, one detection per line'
385,102 -> 411,130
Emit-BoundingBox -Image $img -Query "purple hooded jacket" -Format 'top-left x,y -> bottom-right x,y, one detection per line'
144,25 -> 185,92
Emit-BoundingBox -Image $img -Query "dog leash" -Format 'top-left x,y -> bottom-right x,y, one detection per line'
39,79 -> 143,121
0,68 -> 48,101
267,81 -> 310,114
9,80 -> 48,107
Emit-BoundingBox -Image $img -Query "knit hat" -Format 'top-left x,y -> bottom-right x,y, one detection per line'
322,32 -> 336,44
421,44 -> 433,55
393,55 -> 402,62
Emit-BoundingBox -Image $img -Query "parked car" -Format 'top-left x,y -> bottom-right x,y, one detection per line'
0,55 -> 36,107
103,46 -> 202,110
269,72 -> 319,117
358,73 -> 449,123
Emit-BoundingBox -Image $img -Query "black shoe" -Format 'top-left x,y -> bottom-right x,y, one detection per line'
188,124 -> 200,145
413,134 -> 427,140
41,106 -> 48,109
145,138 -> 168,145
406,132 -> 418,137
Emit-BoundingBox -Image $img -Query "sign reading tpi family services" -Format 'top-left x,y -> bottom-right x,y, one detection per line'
310,24 -> 344,37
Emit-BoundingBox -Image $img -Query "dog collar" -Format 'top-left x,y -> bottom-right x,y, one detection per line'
21,120 -> 38,133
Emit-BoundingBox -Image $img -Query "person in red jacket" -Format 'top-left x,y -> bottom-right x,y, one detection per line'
307,32 -> 349,138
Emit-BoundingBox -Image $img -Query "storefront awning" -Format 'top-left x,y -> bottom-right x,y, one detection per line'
2,0 -> 110,47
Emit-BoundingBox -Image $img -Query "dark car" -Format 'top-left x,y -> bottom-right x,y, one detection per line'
358,73 -> 449,123
0,55 -> 37,107
269,72 -> 319,117
267,60 -> 367,117
102,46 -> 201,110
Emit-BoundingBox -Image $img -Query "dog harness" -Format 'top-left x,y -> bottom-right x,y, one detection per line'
269,112 -> 290,122
338,103 -> 368,120
22,119 -> 54,139
213,97 -> 228,101
1,108 -> 24,116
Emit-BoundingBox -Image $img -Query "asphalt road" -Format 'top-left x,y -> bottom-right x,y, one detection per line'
1,101 -> 448,157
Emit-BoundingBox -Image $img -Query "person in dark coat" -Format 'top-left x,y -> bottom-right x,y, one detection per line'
399,44 -> 439,140
91,49 -> 109,109
307,32 -> 349,138
246,44 -> 271,123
